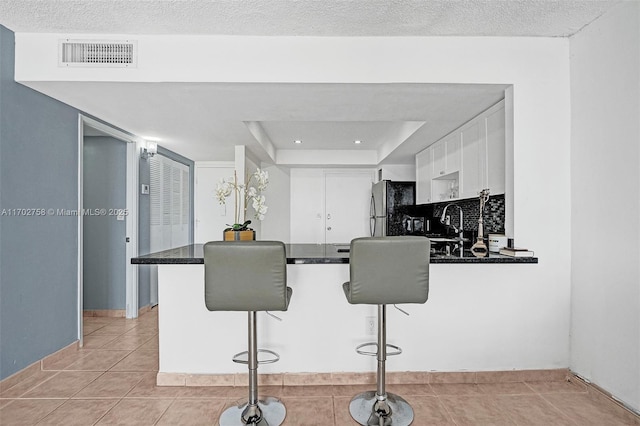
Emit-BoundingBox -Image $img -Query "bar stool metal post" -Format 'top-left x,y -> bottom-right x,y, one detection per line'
343,236 -> 430,426
204,241 -> 292,426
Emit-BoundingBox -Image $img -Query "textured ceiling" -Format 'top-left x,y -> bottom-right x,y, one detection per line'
0,0 -> 622,164
0,0 -> 619,37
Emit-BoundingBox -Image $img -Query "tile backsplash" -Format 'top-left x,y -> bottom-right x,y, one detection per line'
410,193 -> 506,235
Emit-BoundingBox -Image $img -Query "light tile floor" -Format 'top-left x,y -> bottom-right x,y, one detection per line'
1,308 -> 638,425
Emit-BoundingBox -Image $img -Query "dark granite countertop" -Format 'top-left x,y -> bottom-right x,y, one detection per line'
131,243 -> 538,265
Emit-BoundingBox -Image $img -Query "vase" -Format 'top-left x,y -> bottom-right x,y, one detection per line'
223,230 -> 256,241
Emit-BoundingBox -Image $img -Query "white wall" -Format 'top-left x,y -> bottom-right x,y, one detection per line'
259,164 -> 291,242
193,161 -> 234,243
243,149 -> 262,236
16,35 -> 574,374
378,164 -> 416,182
159,263 -> 560,375
569,2 -> 640,411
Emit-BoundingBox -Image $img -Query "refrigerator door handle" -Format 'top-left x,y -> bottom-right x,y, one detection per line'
370,194 -> 376,218
370,194 -> 376,236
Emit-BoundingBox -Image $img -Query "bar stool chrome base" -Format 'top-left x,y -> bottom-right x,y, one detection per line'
219,396 -> 286,426
349,391 -> 414,426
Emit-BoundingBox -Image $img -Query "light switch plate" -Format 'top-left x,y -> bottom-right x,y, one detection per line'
141,184 -> 150,195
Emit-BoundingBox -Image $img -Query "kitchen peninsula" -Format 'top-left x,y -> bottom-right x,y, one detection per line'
132,243 -> 537,386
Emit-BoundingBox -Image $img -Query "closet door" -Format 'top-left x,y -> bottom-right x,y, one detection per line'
149,154 -> 190,306
324,171 -> 374,244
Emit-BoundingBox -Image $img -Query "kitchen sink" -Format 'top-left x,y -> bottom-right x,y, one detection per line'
429,237 -> 460,243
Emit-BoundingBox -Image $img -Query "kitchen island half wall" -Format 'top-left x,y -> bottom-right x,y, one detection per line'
132,243 -> 547,385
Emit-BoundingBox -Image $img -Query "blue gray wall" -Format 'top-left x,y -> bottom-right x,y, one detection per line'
0,24 -> 195,380
0,25 -> 80,379
83,136 -> 127,310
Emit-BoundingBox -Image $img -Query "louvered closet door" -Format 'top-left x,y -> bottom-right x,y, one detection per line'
149,155 -> 190,306
170,166 -> 189,248
150,156 -> 190,252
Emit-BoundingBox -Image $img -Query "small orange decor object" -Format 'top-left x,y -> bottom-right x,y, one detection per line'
223,230 -> 256,241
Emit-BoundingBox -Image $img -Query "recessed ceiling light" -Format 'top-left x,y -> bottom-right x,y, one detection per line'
354,140 -> 362,144
294,140 -> 302,144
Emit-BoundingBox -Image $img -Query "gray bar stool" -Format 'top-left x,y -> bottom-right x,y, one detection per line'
343,236 -> 430,426
204,241 -> 292,426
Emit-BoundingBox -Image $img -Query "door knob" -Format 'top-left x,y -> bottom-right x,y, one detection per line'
327,227 -> 332,231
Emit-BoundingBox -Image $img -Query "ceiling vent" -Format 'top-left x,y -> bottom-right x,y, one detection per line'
59,39 -> 137,68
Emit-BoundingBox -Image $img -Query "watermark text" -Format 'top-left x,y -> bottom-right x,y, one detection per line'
1,208 -> 129,217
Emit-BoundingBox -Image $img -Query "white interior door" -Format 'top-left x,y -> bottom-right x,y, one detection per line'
324,171 -> 374,244
194,163 -> 235,243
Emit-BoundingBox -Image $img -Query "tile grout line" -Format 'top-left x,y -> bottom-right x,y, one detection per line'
432,393 -> 461,425
91,395 -> 126,426
527,378 -> 588,426
536,392 -> 582,425
151,397 -> 179,426
0,370 -> 62,399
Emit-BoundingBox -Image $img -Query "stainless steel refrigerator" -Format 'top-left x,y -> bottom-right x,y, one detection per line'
370,180 -> 416,236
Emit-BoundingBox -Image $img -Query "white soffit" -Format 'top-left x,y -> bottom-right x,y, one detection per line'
261,121 -> 424,150
19,81 -> 506,163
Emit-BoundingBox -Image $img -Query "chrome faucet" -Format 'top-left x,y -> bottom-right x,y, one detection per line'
440,203 -> 464,253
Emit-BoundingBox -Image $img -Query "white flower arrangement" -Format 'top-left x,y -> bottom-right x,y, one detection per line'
215,168 -> 269,231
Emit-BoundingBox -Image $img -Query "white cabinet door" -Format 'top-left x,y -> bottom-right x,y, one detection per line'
415,147 -> 432,204
485,104 -> 506,195
432,133 -> 461,179
432,140 -> 446,178
445,132 -> 462,174
324,171 -> 373,244
460,120 -> 484,199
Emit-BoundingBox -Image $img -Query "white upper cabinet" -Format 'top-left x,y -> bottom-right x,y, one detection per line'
445,133 -> 462,175
432,141 -> 446,177
431,133 -> 461,178
485,103 -> 506,196
415,147 -> 433,204
460,119 -> 484,199
459,100 -> 506,199
416,99 -> 506,204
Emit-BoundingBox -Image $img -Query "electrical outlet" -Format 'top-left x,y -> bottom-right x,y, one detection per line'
366,316 -> 376,335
